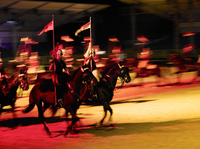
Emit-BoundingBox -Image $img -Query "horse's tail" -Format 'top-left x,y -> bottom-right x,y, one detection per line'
22,95 -> 35,113
22,83 -> 38,113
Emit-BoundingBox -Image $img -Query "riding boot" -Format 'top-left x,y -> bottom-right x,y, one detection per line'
89,82 -> 98,102
54,84 -> 63,108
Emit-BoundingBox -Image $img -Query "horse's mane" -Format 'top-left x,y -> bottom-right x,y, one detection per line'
67,67 -> 81,82
102,61 -> 118,77
8,72 -> 19,85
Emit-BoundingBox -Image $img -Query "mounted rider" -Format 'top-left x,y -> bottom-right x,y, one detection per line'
136,47 -> 154,75
0,58 -> 8,97
49,44 -> 70,108
84,42 -> 101,101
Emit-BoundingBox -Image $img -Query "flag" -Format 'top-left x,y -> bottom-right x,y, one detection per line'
75,21 -> 90,36
38,21 -> 53,36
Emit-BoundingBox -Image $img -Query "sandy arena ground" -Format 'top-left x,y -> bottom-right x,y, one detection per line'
1,71 -> 200,149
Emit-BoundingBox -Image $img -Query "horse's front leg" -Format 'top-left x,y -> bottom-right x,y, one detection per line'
106,104 -> 113,126
64,104 -> 79,136
96,101 -> 113,128
96,110 -> 107,128
175,71 -> 181,84
11,99 -> 19,126
37,103 -> 51,137
191,69 -> 200,82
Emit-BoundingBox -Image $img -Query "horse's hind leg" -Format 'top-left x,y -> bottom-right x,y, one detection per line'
37,103 -> 51,137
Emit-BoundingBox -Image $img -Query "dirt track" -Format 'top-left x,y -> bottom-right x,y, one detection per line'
1,72 -> 200,149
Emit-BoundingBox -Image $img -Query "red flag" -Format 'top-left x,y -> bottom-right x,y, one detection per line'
38,21 -> 53,36
75,22 -> 90,36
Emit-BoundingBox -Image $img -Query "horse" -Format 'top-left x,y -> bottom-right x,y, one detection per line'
131,58 -> 163,86
78,60 -> 131,127
167,54 -> 200,83
22,65 -> 96,137
0,70 -> 29,121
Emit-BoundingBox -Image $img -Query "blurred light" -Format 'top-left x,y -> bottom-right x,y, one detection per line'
6,20 -> 17,24
182,44 -> 196,53
182,32 -> 196,37
112,46 -> 122,53
83,37 -> 91,41
96,51 -> 106,55
61,35 -> 74,42
109,37 -> 119,42
137,36 -> 149,43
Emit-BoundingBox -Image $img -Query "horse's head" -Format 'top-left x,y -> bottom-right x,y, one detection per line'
18,73 -> 29,90
118,61 -> 131,83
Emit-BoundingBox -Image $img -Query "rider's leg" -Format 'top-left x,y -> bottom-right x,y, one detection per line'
90,69 -> 101,101
52,74 -> 62,108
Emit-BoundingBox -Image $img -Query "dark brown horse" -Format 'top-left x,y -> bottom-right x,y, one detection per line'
168,54 -> 200,83
78,61 -> 131,127
22,66 -> 96,137
0,70 -> 29,120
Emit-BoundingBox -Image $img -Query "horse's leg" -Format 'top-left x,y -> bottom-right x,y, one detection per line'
97,101 -> 113,127
42,102 -> 50,112
11,98 -> 19,126
0,103 -> 2,115
176,72 -> 181,84
191,69 -> 199,82
37,103 -> 51,137
64,105 -> 78,136
97,110 -> 107,128
105,103 -> 113,126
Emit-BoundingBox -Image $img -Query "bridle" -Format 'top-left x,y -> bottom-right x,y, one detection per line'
68,66 -> 93,99
18,73 -> 29,90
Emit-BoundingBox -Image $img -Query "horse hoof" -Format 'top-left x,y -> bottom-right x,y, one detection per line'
94,123 -> 103,129
47,132 -> 52,137
64,130 -> 68,137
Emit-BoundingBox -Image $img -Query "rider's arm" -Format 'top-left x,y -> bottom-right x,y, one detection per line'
49,59 -> 55,71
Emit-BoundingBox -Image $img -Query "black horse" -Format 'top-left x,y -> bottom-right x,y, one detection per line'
22,66 -> 96,137
131,58 -> 162,86
0,71 -> 29,119
168,54 -> 200,83
78,60 -> 131,127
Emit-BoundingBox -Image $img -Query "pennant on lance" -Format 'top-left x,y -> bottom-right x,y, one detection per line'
75,21 -> 90,36
38,21 -> 53,36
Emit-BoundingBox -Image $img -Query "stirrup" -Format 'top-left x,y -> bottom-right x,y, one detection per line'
55,99 -> 63,108
58,99 -> 63,107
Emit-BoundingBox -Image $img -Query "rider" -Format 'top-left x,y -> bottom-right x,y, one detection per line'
137,47 -> 152,74
49,47 -> 70,108
0,58 -> 8,96
84,42 -> 101,101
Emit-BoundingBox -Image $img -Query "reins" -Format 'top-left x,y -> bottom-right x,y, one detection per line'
67,66 -> 90,100
103,62 -> 126,91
